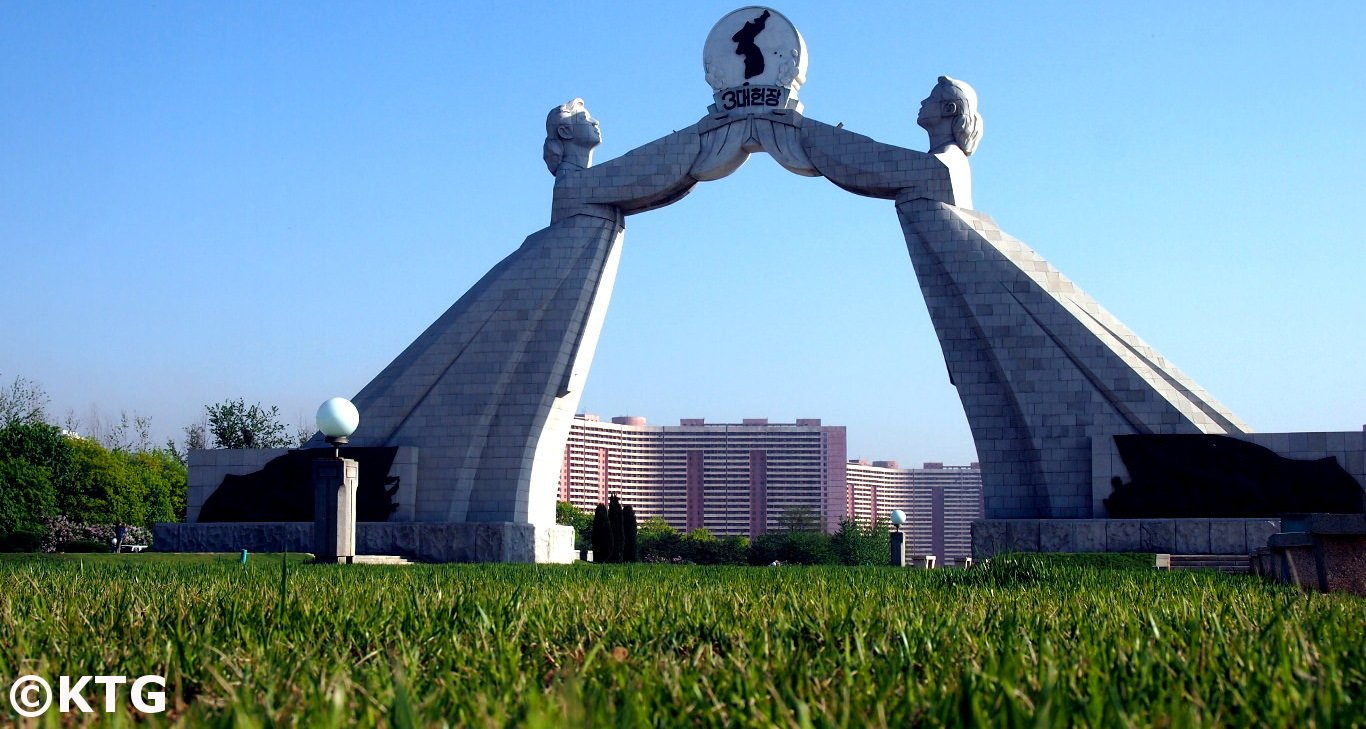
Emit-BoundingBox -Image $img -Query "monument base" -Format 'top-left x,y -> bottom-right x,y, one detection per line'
972,518 -> 1281,559
153,522 -> 576,564
1255,513 -> 1366,595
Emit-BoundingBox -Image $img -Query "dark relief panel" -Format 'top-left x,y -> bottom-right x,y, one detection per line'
1106,435 -> 1363,518
199,448 -> 401,522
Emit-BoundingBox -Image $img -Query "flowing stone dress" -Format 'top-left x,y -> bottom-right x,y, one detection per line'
801,119 -> 1247,519
322,127 -> 703,553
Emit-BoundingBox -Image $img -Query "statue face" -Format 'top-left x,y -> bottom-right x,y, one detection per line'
563,110 -> 602,148
917,86 -> 952,130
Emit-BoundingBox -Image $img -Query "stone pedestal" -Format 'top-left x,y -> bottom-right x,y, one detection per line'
1263,513 -> 1366,595
890,531 -> 906,567
313,457 -> 358,564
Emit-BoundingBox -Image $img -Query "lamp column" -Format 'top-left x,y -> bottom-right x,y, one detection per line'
889,509 -> 907,567
314,397 -> 361,565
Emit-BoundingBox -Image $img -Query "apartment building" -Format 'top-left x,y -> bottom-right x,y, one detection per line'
560,414 -> 983,559
845,459 -> 983,560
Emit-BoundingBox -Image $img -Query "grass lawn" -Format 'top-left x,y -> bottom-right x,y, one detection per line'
1,552 -> 1361,726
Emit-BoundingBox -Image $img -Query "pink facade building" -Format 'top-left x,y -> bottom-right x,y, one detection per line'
560,414 -> 983,559
845,460 -> 984,561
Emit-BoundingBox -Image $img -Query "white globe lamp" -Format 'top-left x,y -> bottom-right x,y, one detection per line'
316,397 -> 360,454
889,509 -> 906,532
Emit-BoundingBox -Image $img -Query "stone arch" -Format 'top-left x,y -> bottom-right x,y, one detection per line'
316,100 -> 1245,562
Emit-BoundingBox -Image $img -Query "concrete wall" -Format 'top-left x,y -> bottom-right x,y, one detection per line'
973,518 -> 1281,558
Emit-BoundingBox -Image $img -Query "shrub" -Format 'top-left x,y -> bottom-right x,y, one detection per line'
637,517 -> 682,562
749,531 -> 837,565
623,505 -> 638,562
0,528 -> 46,553
830,517 -> 891,566
41,516 -> 152,552
607,495 -> 626,563
591,505 -> 612,563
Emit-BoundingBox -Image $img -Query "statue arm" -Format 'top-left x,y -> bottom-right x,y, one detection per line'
800,118 -> 957,204
575,125 -> 705,216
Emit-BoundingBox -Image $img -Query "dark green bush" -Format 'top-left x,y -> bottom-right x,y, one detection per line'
0,528 -> 46,552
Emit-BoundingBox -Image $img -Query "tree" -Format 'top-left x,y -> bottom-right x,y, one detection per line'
636,516 -> 681,562
205,398 -> 294,449
830,517 -> 891,566
0,422 -> 73,487
607,495 -> 625,563
0,374 -> 48,428
0,457 -> 57,548
128,449 -> 188,524
591,504 -> 613,563
622,505 -> 638,562
99,411 -> 155,453
775,507 -> 822,534
63,437 -> 147,527
166,416 -> 208,465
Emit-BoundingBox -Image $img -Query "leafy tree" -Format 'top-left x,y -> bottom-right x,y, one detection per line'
166,416 -> 208,465
556,500 -> 594,550
63,438 -> 148,527
636,517 -> 682,562
607,495 -> 625,563
591,504 -> 613,563
623,505 -> 638,563
99,410 -> 155,453
0,374 -> 48,428
775,507 -> 822,534
0,457 -> 57,548
128,449 -> 188,524
0,422 -> 73,487
205,398 -> 294,449
830,517 -> 892,566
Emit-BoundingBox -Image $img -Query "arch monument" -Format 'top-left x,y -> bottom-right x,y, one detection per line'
297,7 -> 1253,562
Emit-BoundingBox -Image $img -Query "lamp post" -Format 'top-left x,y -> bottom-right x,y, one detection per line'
889,509 -> 907,567
314,397 -> 360,564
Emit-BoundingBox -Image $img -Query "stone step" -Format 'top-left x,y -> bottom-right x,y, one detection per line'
1157,554 -> 1250,574
351,555 -> 417,566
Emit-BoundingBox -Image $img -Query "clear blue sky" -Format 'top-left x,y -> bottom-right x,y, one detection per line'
2,1 -> 1363,465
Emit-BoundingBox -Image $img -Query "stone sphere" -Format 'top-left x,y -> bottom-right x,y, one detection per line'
316,397 -> 360,438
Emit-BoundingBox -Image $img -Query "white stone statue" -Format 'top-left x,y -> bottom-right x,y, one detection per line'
543,98 -> 601,175
915,75 -> 980,208
797,76 -> 976,209
917,75 -> 982,157
331,98 -> 709,561
302,8 -> 1252,556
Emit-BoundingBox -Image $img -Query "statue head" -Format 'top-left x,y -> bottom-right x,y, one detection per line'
917,76 -> 982,156
543,98 -> 602,174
